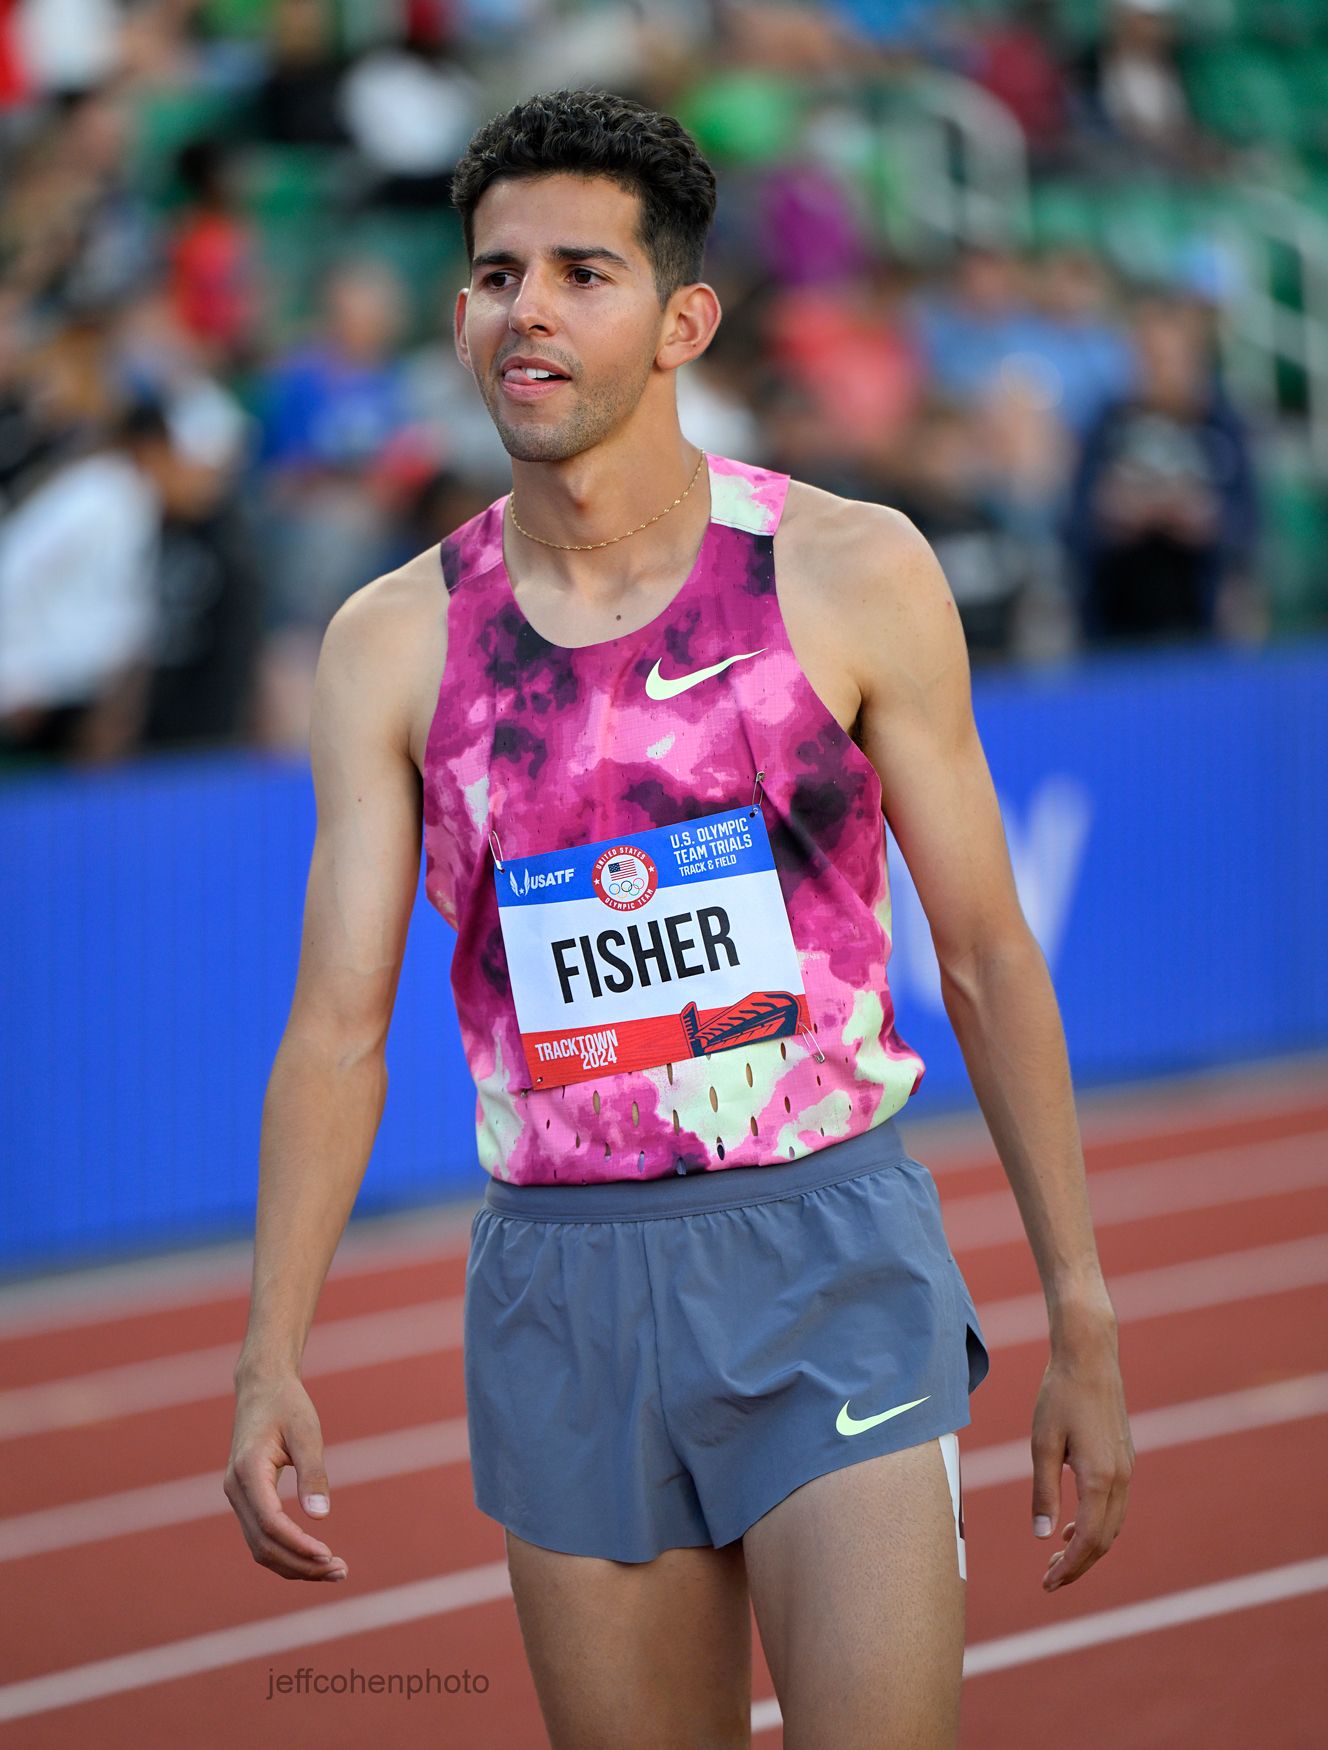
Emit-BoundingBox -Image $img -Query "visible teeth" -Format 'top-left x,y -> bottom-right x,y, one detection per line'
523,367 -> 555,379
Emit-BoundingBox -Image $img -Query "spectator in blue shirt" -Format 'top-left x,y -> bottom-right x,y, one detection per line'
259,258 -> 410,478
913,238 -> 1036,405
1022,245 -> 1135,440
256,257 -> 415,634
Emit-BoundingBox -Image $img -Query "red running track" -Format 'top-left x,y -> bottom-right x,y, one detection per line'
0,1058 -> 1325,1748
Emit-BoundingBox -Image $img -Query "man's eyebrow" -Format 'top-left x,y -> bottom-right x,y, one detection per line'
470,245 -> 633,272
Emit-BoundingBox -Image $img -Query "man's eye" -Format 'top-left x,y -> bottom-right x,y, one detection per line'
479,268 -> 600,288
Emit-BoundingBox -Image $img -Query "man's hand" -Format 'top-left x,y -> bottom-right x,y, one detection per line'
224,1374 -> 348,1582
1030,1323 -> 1135,1594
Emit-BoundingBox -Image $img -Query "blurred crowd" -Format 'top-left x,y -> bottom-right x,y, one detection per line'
0,0 -> 1317,766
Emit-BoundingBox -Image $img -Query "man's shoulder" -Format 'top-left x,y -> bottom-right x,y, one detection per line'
780,478 -> 936,605
318,545 -> 447,728
778,479 -> 962,706
334,544 -> 444,638
306,545 -> 453,767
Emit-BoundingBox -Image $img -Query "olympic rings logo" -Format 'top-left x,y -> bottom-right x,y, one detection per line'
591,843 -> 659,912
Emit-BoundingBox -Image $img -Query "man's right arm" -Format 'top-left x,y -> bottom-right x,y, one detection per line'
224,567 -> 436,1583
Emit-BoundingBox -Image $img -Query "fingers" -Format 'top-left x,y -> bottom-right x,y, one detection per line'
1044,1486 -> 1106,1591
1098,1469 -> 1132,1570
1030,1426 -> 1065,1543
290,1427 -> 332,1521
1042,1469 -> 1125,1593
223,1455 -> 348,1582
1030,1353 -> 1135,1594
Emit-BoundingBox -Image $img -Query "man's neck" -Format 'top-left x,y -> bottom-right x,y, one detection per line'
504,435 -> 709,596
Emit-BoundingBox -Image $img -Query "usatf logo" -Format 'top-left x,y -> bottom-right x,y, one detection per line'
507,865 -> 576,899
591,844 -> 658,912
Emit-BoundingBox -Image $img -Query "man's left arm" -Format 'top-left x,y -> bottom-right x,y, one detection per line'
848,505 -> 1135,1595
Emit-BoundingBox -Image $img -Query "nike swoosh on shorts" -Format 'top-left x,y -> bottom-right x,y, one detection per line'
835,1394 -> 931,1437
644,649 -> 765,700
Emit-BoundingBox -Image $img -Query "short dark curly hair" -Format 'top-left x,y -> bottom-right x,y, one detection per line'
450,88 -> 717,307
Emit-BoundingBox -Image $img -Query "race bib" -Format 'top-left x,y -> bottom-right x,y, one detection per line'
493,806 -> 810,1087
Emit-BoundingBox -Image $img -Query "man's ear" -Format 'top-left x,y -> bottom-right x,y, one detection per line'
454,287 -> 472,373
656,282 -> 722,373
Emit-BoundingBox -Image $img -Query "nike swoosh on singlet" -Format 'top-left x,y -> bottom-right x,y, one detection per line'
835,1394 -> 931,1437
644,649 -> 766,701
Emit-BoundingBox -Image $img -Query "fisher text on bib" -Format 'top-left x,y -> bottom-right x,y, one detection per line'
494,807 -> 810,1087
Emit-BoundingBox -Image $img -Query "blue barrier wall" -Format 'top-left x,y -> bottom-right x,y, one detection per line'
3,637 -> 1325,1275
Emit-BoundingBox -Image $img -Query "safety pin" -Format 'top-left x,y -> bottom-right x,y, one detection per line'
488,827 -> 505,871
798,1021 -> 826,1064
749,769 -> 766,814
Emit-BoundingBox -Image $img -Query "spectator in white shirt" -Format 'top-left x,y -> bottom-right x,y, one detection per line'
0,401 -> 168,761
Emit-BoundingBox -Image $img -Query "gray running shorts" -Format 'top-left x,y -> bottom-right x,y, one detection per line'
462,1115 -> 991,1564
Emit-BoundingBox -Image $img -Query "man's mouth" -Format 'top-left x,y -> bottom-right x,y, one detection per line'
500,357 -> 573,404
499,358 -> 573,401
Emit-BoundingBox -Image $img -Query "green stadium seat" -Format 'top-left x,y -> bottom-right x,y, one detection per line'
233,148 -> 355,336
1098,181 -> 1195,280
1259,455 -> 1328,631
201,0 -> 272,37
1029,181 -> 1102,251
1297,163 -> 1328,230
235,144 -> 352,224
675,73 -> 806,168
1280,52 -> 1328,159
1183,45 -> 1304,154
1231,0 -> 1328,48
1048,0 -> 1107,49
130,86 -> 246,198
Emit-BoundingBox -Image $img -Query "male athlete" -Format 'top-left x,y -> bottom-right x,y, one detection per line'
225,90 -> 1134,1749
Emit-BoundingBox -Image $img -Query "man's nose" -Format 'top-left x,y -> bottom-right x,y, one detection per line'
508,272 -> 557,334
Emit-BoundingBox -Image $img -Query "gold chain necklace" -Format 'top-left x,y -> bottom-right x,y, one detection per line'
507,448 -> 706,552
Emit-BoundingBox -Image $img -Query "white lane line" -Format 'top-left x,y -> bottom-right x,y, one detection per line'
962,1556 -> 1328,1676
4,1234 -> 1327,1441
977,1234 -> 1328,1349
0,1563 -> 514,1725
748,1557 -> 1328,1733
0,1419 -> 472,1562
956,1371 -> 1328,1491
3,1371 -> 1325,1565
5,1061 -> 1323,1335
0,1202 -> 482,1337
942,1130 -> 1328,1251
3,1543 -> 1325,1727
923,1058 -> 1328,1179
0,1300 -> 465,1440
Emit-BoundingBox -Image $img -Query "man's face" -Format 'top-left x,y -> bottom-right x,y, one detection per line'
456,172 -> 670,463
1042,248 -> 1108,320
957,245 -> 1019,314
1135,299 -> 1206,400
326,267 -> 403,364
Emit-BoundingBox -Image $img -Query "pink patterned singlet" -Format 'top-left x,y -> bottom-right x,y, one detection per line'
422,452 -> 925,1184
